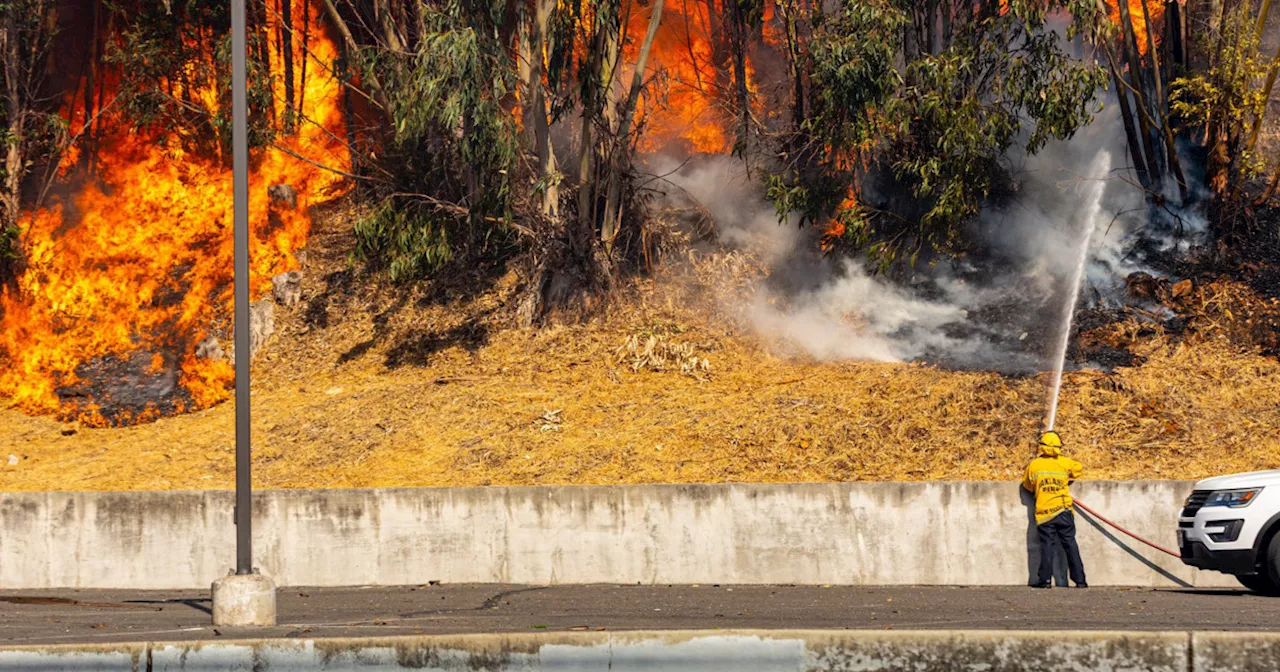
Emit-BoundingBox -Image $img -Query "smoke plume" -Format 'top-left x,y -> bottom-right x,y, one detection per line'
646,94 -> 1206,373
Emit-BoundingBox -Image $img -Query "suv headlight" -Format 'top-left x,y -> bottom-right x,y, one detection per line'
1204,488 -> 1263,508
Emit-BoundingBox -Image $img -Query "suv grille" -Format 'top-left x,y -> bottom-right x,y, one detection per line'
1182,490 -> 1211,518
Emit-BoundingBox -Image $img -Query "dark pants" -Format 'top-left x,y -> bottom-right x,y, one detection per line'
1037,510 -> 1087,587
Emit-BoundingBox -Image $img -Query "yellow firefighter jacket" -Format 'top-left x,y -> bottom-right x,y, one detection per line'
1022,443 -> 1083,525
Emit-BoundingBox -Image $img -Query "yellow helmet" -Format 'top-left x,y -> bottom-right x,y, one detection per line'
1039,431 -> 1062,455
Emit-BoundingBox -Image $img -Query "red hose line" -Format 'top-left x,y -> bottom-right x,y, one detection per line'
1074,499 -> 1181,558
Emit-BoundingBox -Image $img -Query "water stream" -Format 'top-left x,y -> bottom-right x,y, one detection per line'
1045,153 -> 1111,432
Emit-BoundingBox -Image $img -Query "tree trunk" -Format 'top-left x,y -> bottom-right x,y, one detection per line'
1204,0 -> 1244,198
282,0 -> 296,130
1139,0 -> 1188,202
1,8 -> 24,235
1139,0 -> 1165,117
298,0 -> 310,117
1257,0 -> 1273,42
321,0 -> 391,112
902,15 -> 917,62
1187,0 -> 1215,69
941,0 -> 952,50
522,0 -> 561,219
601,0 -> 666,250
1208,0 -> 1224,50
374,0 -> 404,51
413,0 -> 426,48
923,1 -> 935,55
727,0 -> 750,150
254,0 -> 274,123
1245,12 -> 1280,159
1116,0 -> 1164,184
779,0 -> 805,129
602,12 -> 621,130
1209,0 -> 1233,70
706,0 -> 730,86
339,38 -> 360,175
1102,36 -> 1152,190
577,118 -> 596,252
81,0 -> 100,176
577,3 -> 615,254
1259,157 -> 1280,203
1164,0 -> 1185,71
1114,74 -> 1153,191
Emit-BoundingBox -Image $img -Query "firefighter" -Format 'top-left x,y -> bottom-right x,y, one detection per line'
1023,430 -> 1087,588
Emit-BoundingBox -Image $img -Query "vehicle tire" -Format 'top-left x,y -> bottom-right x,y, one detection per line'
1239,534 -> 1280,596
1265,532 -> 1280,595
1236,574 -> 1280,595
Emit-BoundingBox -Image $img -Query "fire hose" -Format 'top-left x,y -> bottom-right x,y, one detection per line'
1074,499 -> 1180,558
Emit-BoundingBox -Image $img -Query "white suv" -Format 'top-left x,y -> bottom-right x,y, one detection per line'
1178,470 -> 1280,594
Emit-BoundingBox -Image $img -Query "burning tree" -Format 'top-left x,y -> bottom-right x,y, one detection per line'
1091,0 -> 1280,234
766,0 -> 1108,269
6,0 -> 1280,428
328,0 -> 678,322
0,0 -> 350,425
763,0 -> 1280,267
1,0 -> 66,286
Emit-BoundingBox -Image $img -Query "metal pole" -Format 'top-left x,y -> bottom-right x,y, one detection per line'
231,0 -> 253,576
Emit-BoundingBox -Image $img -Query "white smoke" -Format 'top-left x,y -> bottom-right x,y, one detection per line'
645,94 -> 1205,371
745,262 -> 970,362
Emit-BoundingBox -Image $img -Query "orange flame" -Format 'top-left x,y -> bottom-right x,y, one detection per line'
820,191 -> 856,252
623,0 -> 774,154
1109,0 -> 1164,56
625,0 -> 729,153
0,0 -> 349,425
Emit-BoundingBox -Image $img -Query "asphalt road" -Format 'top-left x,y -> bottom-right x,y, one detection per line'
3,584 -> 1279,646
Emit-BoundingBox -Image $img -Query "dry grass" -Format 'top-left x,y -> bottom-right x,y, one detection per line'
4,207 -> 1280,492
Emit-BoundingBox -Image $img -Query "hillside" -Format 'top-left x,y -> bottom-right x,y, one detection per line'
3,202 -> 1280,492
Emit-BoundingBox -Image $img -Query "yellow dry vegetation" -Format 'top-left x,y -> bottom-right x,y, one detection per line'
3,209 -> 1280,491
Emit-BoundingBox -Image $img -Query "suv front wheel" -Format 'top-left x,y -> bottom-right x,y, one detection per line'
1238,533 -> 1280,596
1236,574 -> 1280,595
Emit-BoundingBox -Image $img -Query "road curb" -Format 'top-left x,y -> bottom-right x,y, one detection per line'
1,629 -> 1277,671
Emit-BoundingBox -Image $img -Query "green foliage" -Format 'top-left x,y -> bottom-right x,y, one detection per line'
353,201 -> 454,281
104,1 -> 277,157
770,0 -> 1106,269
0,221 -> 18,264
351,0 -> 520,282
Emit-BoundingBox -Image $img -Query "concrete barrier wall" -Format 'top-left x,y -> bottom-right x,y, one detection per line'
4,630 -> 1279,672
0,481 -> 1236,589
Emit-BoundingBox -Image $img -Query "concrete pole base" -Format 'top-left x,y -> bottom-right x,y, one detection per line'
211,573 -> 277,626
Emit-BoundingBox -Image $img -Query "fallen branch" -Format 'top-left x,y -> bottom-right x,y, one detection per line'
765,374 -> 819,387
271,142 -> 370,181
428,376 -> 486,385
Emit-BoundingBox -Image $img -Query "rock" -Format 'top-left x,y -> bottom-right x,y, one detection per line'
272,270 -> 302,307
268,184 -> 297,209
7,454 -> 17,466
250,301 -> 275,359
196,336 -> 226,361
1126,272 -> 1162,300
228,301 -> 276,365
